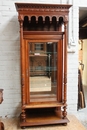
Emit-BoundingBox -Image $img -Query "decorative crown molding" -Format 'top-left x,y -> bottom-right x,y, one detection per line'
15,3 -> 71,12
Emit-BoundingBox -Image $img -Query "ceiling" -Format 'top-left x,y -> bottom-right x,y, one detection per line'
79,7 -> 87,39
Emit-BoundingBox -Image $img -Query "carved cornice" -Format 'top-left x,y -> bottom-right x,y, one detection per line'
15,3 -> 71,22
15,3 -> 71,12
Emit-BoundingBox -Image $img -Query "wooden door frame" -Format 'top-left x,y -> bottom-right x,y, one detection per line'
23,35 -> 64,105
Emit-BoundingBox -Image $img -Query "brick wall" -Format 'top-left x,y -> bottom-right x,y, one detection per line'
0,0 -> 79,118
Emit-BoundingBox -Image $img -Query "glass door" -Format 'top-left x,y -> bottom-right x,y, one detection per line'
29,42 -> 58,102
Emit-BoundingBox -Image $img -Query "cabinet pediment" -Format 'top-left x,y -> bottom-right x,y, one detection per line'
15,3 -> 71,22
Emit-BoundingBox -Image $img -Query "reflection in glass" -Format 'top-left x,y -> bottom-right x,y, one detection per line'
29,42 -> 57,102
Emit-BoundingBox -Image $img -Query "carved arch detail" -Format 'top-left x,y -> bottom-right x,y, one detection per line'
19,15 -> 67,23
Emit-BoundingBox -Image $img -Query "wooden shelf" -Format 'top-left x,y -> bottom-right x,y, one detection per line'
29,53 -> 56,56
23,102 -> 65,109
20,108 -> 69,127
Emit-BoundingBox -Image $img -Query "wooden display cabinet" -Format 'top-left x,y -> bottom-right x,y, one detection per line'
15,3 -> 71,128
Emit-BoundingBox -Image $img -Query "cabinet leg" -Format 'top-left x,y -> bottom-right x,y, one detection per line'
63,106 -> 67,119
62,123 -> 67,126
20,110 -> 26,123
21,126 -> 26,129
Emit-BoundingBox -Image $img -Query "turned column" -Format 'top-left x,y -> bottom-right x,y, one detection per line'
63,21 -> 68,119
19,15 -> 26,122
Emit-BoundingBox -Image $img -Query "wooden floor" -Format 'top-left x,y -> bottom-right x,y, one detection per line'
0,115 -> 86,130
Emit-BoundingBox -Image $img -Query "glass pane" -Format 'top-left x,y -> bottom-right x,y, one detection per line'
35,44 -> 43,50
29,42 -> 57,102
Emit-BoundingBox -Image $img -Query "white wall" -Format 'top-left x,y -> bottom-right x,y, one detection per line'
67,0 -> 79,113
0,0 -> 79,118
79,0 -> 87,7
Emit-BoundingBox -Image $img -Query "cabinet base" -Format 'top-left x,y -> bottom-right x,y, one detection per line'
20,108 -> 69,127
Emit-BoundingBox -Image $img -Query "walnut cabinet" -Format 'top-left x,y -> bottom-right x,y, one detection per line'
15,3 -> 71,128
